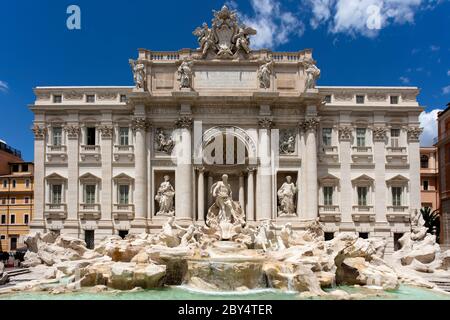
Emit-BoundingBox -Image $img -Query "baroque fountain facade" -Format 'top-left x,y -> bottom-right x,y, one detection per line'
6,5 -> 448,298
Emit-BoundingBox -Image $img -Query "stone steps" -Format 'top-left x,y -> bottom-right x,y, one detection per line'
5,269 -> 31,278
430,280 -> 450,292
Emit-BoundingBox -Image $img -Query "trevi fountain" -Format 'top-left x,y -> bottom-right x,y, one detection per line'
1,174 -> 450,300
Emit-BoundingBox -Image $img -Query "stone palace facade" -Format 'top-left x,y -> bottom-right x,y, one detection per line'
30,6 -> 423,253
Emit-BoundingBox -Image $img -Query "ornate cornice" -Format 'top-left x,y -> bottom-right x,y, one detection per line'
372,126 -> 387,142
175,116 -> 193,129
132,117 -> 151,132
63,125 -> 81,139
32,124 -> 47,140
258,117 -> 274,129
407,126 -> 423,142
338,126 -> 353,141
98,125 -> 114,139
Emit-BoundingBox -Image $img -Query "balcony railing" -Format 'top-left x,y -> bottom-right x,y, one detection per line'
387,205 -> 409,213
114,145 -> 134,153
81,145 -> 100,153
319,205 -> 340,212
386,147 -> 407,154
352,205 -> 374,212
79,203 -> 101,212
47,145 -> 67,153
352,146 -> 372,153
44,203 -> 67,219
113,204 -> 135,220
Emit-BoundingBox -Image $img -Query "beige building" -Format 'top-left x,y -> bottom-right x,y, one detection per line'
420,147 -> 439,211
29,6 -> 423,253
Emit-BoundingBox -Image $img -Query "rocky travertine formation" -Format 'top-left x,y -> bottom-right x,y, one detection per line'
0,216 -> 449,298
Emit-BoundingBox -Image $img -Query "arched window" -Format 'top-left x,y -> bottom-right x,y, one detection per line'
421,155 -> 429,168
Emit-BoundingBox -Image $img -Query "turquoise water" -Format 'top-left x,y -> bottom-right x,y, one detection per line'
0,285 -> 449,300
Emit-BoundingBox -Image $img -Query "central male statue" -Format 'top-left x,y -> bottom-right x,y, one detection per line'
206,174 -> 245,239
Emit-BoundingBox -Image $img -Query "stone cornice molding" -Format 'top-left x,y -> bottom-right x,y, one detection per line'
338,126 -> 353,141
63,124 -> 81,139
258,117 -> 274,129
407,126 -> 423,142
98,125 -> 114,139
372,126 -> 388,142
32,124 -> 47,140
132,117 -> 151,132
175,116 -> 193,129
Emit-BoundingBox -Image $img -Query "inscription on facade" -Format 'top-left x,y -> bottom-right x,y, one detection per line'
195,70 -> 256,89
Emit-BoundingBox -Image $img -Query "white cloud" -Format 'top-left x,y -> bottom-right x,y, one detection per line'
229,0 -> 305,49
447,70 -> 450,76
443,85 -> 450,95
430,45 -> 440,51
399,76 -> 410,84
419,109 -> 442,146
0,81 -> 8,93
306,0 -> 440,37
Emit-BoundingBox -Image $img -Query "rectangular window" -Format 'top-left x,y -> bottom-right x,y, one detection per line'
356,95 -> 365,104
53,95 -> 62,103
322,128 -> 332,146
53,127 -> 63,146
10,214 -> 15,224
423,180 -> 429,191
120,95 -> 127,103
119,127 -> 129,146
22,164 -> 28,172
25,197 -> 30,204
51,184 -> 62,204
2,180 -> 6,188
357,187 -> 368,206
85,185 -> 96,204
323,186 -> 333,206
10,237 -> 17,250
86,127 -> 96,145
392,187 -> 402,206
391,129 -> 400,148
24,214 -> 29,225
12,164 -> 19,172
324,95 -> 331,103
356,128 -> 366,147
12,180 -> 16,188
0,235 -> 5,240
390,96 -> 399,104
1,198 -> 6,204
26,179 -> 30,188
10,197 -> 16,204
86,94 -> 95,103
1,215 -> 5,224
119,185 -> 130,204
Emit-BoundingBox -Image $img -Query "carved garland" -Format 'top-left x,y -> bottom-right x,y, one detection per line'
32,124 -> 47,140
372,127 -> 387,142
407,127 -> 423,142
63,125 -> 81,139
175,117 -> 193,129
98,125 -> 114,139
338,126 -> 353,141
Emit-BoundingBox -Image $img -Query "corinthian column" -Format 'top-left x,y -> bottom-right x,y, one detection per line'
257,118 -> 273,221
132,116 -> 150,232
30,124 -> 47,233
196,166 -> 205,222
408,126 -> 423,213
64,122 -> 80,237
99,122 -> 113,228
302,117 -> 320,220
247,167 -> 255,221
175,116 -> 193,222
373,126 -> 388,224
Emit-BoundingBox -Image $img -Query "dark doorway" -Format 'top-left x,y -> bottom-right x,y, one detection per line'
394,233 -> 404,251
324,232 -> 334,241
118,230 -> 128,239
359,232 -> 369,239
85,230 -> 95,249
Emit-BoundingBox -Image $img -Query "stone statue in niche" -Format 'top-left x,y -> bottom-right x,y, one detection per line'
206,174 -> 245,240
177,59 -> 194,89
277,176 -> 297,217
129,59 -> 146,90
155,175 -> 175,216
279,130 -> 296,155
305,61 -> 321,90
155,129 -> 175,154
257,59 -> 274,89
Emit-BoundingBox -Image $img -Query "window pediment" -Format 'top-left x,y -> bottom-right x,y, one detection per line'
319,174 -> 340,186
113,173 -> 134,182
45,172 -> 67,181
386,174 -> 409,186
79,173 -> 101,182
352,174 -> 374,185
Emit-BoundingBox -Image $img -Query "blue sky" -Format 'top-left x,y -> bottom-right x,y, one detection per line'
0,0 -> 449,161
